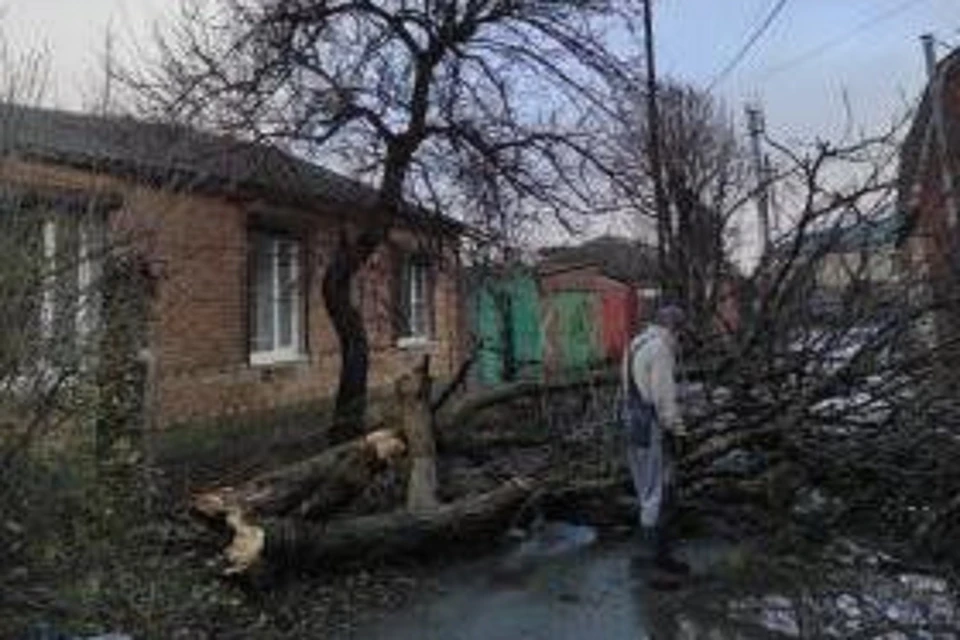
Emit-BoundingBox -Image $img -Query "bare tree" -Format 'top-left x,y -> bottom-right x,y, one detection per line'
609,79 -> 750,337
127,0 -> 637,441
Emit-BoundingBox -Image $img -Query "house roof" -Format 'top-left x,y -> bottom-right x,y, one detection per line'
537,235 -> 660,285
775,208 -> 904,257
0,103 -> 463,233
898,47 -> 960,215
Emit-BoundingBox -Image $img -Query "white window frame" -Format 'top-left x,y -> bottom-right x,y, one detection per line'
249,233 -> 305,366
31,214 -> 102,382
76,222 -> 98,343
397,259 -> 432,348
40,218 -> 57,342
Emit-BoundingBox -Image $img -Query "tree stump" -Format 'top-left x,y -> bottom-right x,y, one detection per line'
398,356 -> 438,512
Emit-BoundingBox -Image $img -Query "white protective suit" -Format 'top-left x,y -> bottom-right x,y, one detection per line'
622,323 -> 684,529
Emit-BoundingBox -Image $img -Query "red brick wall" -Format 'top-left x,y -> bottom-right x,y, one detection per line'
149,208 -> 463,426
907,146 -> 960,346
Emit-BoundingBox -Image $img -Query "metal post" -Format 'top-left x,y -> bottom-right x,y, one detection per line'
764,154 -> 777,239
922,34 -> 937,79
642,0 -> 671,296
746,104 -> 771,257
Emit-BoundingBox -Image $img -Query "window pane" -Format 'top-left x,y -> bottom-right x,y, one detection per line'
407,262 -> 428,337
53,216 -> 80,351
411,301 -> 426,337
251,235 -> 275,352
277,240 -> 294,349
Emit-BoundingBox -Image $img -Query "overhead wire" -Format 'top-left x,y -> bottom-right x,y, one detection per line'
758,0 -> 916,81
707,0 -> 789,91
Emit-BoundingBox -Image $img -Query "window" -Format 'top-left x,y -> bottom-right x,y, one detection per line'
0,200 -> 103,380
399,257 -> 433,344
249,232 -> 304,365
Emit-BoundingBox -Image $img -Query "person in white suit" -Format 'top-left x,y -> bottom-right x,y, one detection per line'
620,304 -> 688,577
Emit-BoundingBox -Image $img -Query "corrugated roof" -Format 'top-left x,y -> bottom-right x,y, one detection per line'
537,235 -> 659,284
0,103 -> 462,231
777,208 -> 904,257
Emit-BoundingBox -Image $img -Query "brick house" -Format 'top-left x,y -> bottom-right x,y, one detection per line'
0,104 -> 465,426
898,46 -> 960,345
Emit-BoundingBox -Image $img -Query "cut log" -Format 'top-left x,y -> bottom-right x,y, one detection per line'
193,428 -> 406,522
223,477 -> 534,574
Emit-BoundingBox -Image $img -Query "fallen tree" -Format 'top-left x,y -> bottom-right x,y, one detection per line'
222,477 -> 534,575
193,428 -> 407,523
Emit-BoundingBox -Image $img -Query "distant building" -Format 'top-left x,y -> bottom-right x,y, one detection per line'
771,209 -> 904,324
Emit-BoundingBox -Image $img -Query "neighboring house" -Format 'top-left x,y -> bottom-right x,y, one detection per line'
466,235 -> 742,383
898,45 -> 960,344
771,209 -> 904,323
537,236 -> 657,374
540,234 -> 740,340
807,210 -> 903,290
0,104 -> 465,426
537,261 -> 639,372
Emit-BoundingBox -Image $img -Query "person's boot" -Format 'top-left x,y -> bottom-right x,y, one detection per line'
629,526 -> 659,570
653,532 -> 690,577
633,527 -> 688,590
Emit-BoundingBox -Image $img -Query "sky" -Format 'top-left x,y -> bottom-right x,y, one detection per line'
1,0 -> 958,257
2,0 -> 957,140
655,0 -> 959,141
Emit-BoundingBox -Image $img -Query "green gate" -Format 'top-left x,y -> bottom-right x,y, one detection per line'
476,286 -> 503,384
474,273 -> 543,385
553,291 -> 599,372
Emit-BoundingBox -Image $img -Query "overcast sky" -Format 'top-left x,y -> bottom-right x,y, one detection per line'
2,0 -> 959,254
2,0 -> 957,140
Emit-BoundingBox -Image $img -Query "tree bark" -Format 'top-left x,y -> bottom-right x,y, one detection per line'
323,233 -> 374,444
222,477 -> 533,574
193,428 -> 406,523
399,357 -> 438,512
322,145 -> 411,444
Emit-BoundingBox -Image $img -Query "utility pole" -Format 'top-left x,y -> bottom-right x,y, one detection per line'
764,154 -> 777,239
642,0 -> 672,297
922,33 -> 958,228
745,103 -> 771,257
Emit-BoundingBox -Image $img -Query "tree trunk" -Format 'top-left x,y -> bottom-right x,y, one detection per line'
323,241 -> 371,444
398,356 -> 438,511
193,429 -> 406,523
222,477 -> 533,575
322,156 -> 407,445
323,221 -> 396,444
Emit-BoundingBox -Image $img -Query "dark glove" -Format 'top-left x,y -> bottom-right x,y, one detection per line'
662,429 -> 684,461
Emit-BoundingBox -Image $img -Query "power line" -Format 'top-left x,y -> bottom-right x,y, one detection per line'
759,0 -> 915,80
707,0 -> 789,91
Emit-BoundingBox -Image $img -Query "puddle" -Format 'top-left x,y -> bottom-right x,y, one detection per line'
349,532 -> 953,640
353,528 -> 653,640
